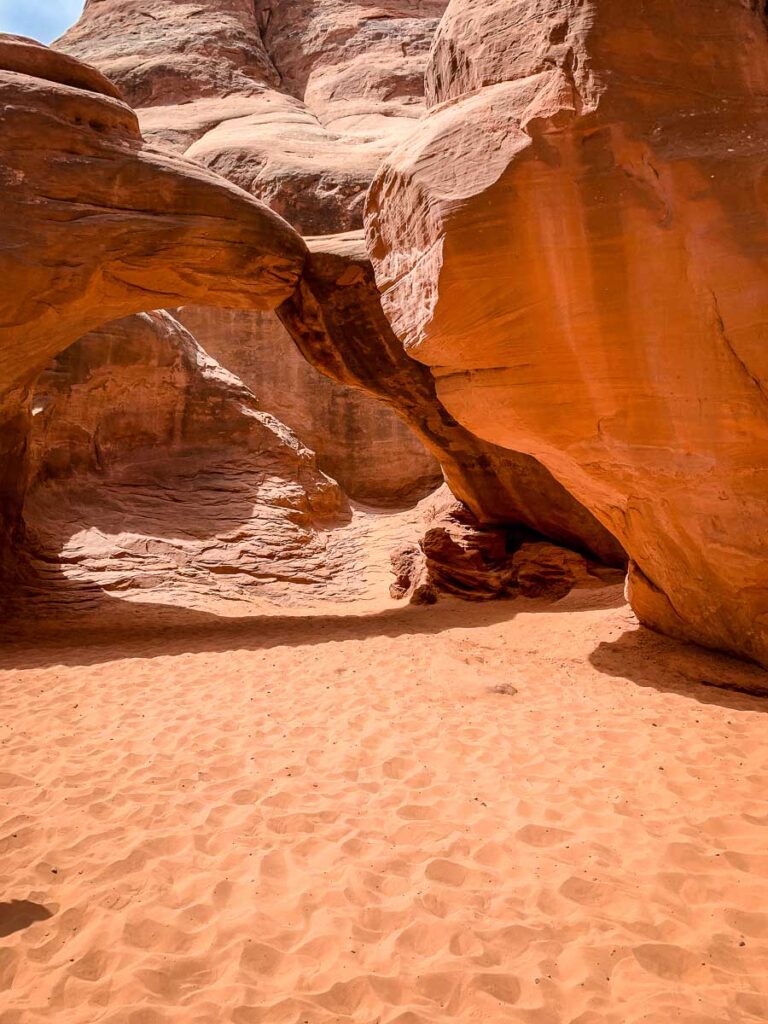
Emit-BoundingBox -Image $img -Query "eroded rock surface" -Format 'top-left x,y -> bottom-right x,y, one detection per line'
176,305 -> 442,507
22,312 -> 350,606
279,233 -> 626,567
57,0 -> 279,108
367,0 -> 768,664
59,0 -> 448,234
0,33 -> 305,585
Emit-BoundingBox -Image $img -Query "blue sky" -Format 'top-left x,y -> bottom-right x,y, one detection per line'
0,0 -> 84,43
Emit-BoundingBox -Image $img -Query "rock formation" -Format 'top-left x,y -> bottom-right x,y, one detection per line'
59,0 -> 447,233
0,32 -> 303,394
0,33 -> 305,584
176,305 -> 443,507
367,0 -> 768,665
23,312 -> 346,605
0,30 -> 621,616
278,233 -> 625,567
390,489 -> 620,606
58,1 -> 450,508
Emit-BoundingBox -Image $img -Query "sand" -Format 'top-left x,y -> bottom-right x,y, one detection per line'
1,584 -> 767,1024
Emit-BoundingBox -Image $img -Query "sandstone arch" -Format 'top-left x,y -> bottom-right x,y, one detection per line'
0,35 -> 305,582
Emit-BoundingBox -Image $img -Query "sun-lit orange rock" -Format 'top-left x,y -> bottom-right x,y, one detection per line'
59,0 -> 448,234
367,0 -> 768,664
279,232 -> 625,565
0,34 -> 305,580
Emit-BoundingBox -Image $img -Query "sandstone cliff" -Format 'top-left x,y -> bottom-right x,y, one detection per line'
367,0 -> 768,664
59,0 -> 448,233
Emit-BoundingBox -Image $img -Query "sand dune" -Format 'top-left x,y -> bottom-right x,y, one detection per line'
1,586 -> 767,1023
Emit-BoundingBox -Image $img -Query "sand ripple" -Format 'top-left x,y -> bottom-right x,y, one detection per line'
1,587 -> 767,1022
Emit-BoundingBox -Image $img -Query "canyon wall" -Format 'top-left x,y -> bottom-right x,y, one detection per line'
10,3 -> 765,663
366,0 -> 768,663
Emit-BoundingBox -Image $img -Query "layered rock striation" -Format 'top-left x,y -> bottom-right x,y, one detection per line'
24,312 -> 346,604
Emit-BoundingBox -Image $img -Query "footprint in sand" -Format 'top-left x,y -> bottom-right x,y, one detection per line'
425,859 -> 468,886
382,757 -> 415,780
632,943 -> 704,982
396,804 -> 435,821
516,824 -> 572,847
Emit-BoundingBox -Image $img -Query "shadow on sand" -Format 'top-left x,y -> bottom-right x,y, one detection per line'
4,567 -> 767,709
0,900 -> 53,938
1,583 -> 627,671
591,626 -> 768,712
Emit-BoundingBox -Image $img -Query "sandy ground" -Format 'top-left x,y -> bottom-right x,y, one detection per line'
1,582 -> 767,1024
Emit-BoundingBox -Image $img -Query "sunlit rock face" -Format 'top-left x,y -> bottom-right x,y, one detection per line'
0,32 -> 302,390
59,0 -> 448,234
21,312 -> 347,606
366,0 -> 768,665
0,33 -> 305,587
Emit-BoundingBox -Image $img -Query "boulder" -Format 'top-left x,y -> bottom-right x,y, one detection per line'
390,489 -> 618,605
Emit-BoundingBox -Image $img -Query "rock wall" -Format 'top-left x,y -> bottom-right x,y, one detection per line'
23,312 -> 347,605
176,306 -> 442,507
0,33 -> 303,394
366,0 -> 768,664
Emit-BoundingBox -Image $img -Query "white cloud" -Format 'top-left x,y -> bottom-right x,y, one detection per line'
0,0 -> 85,43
